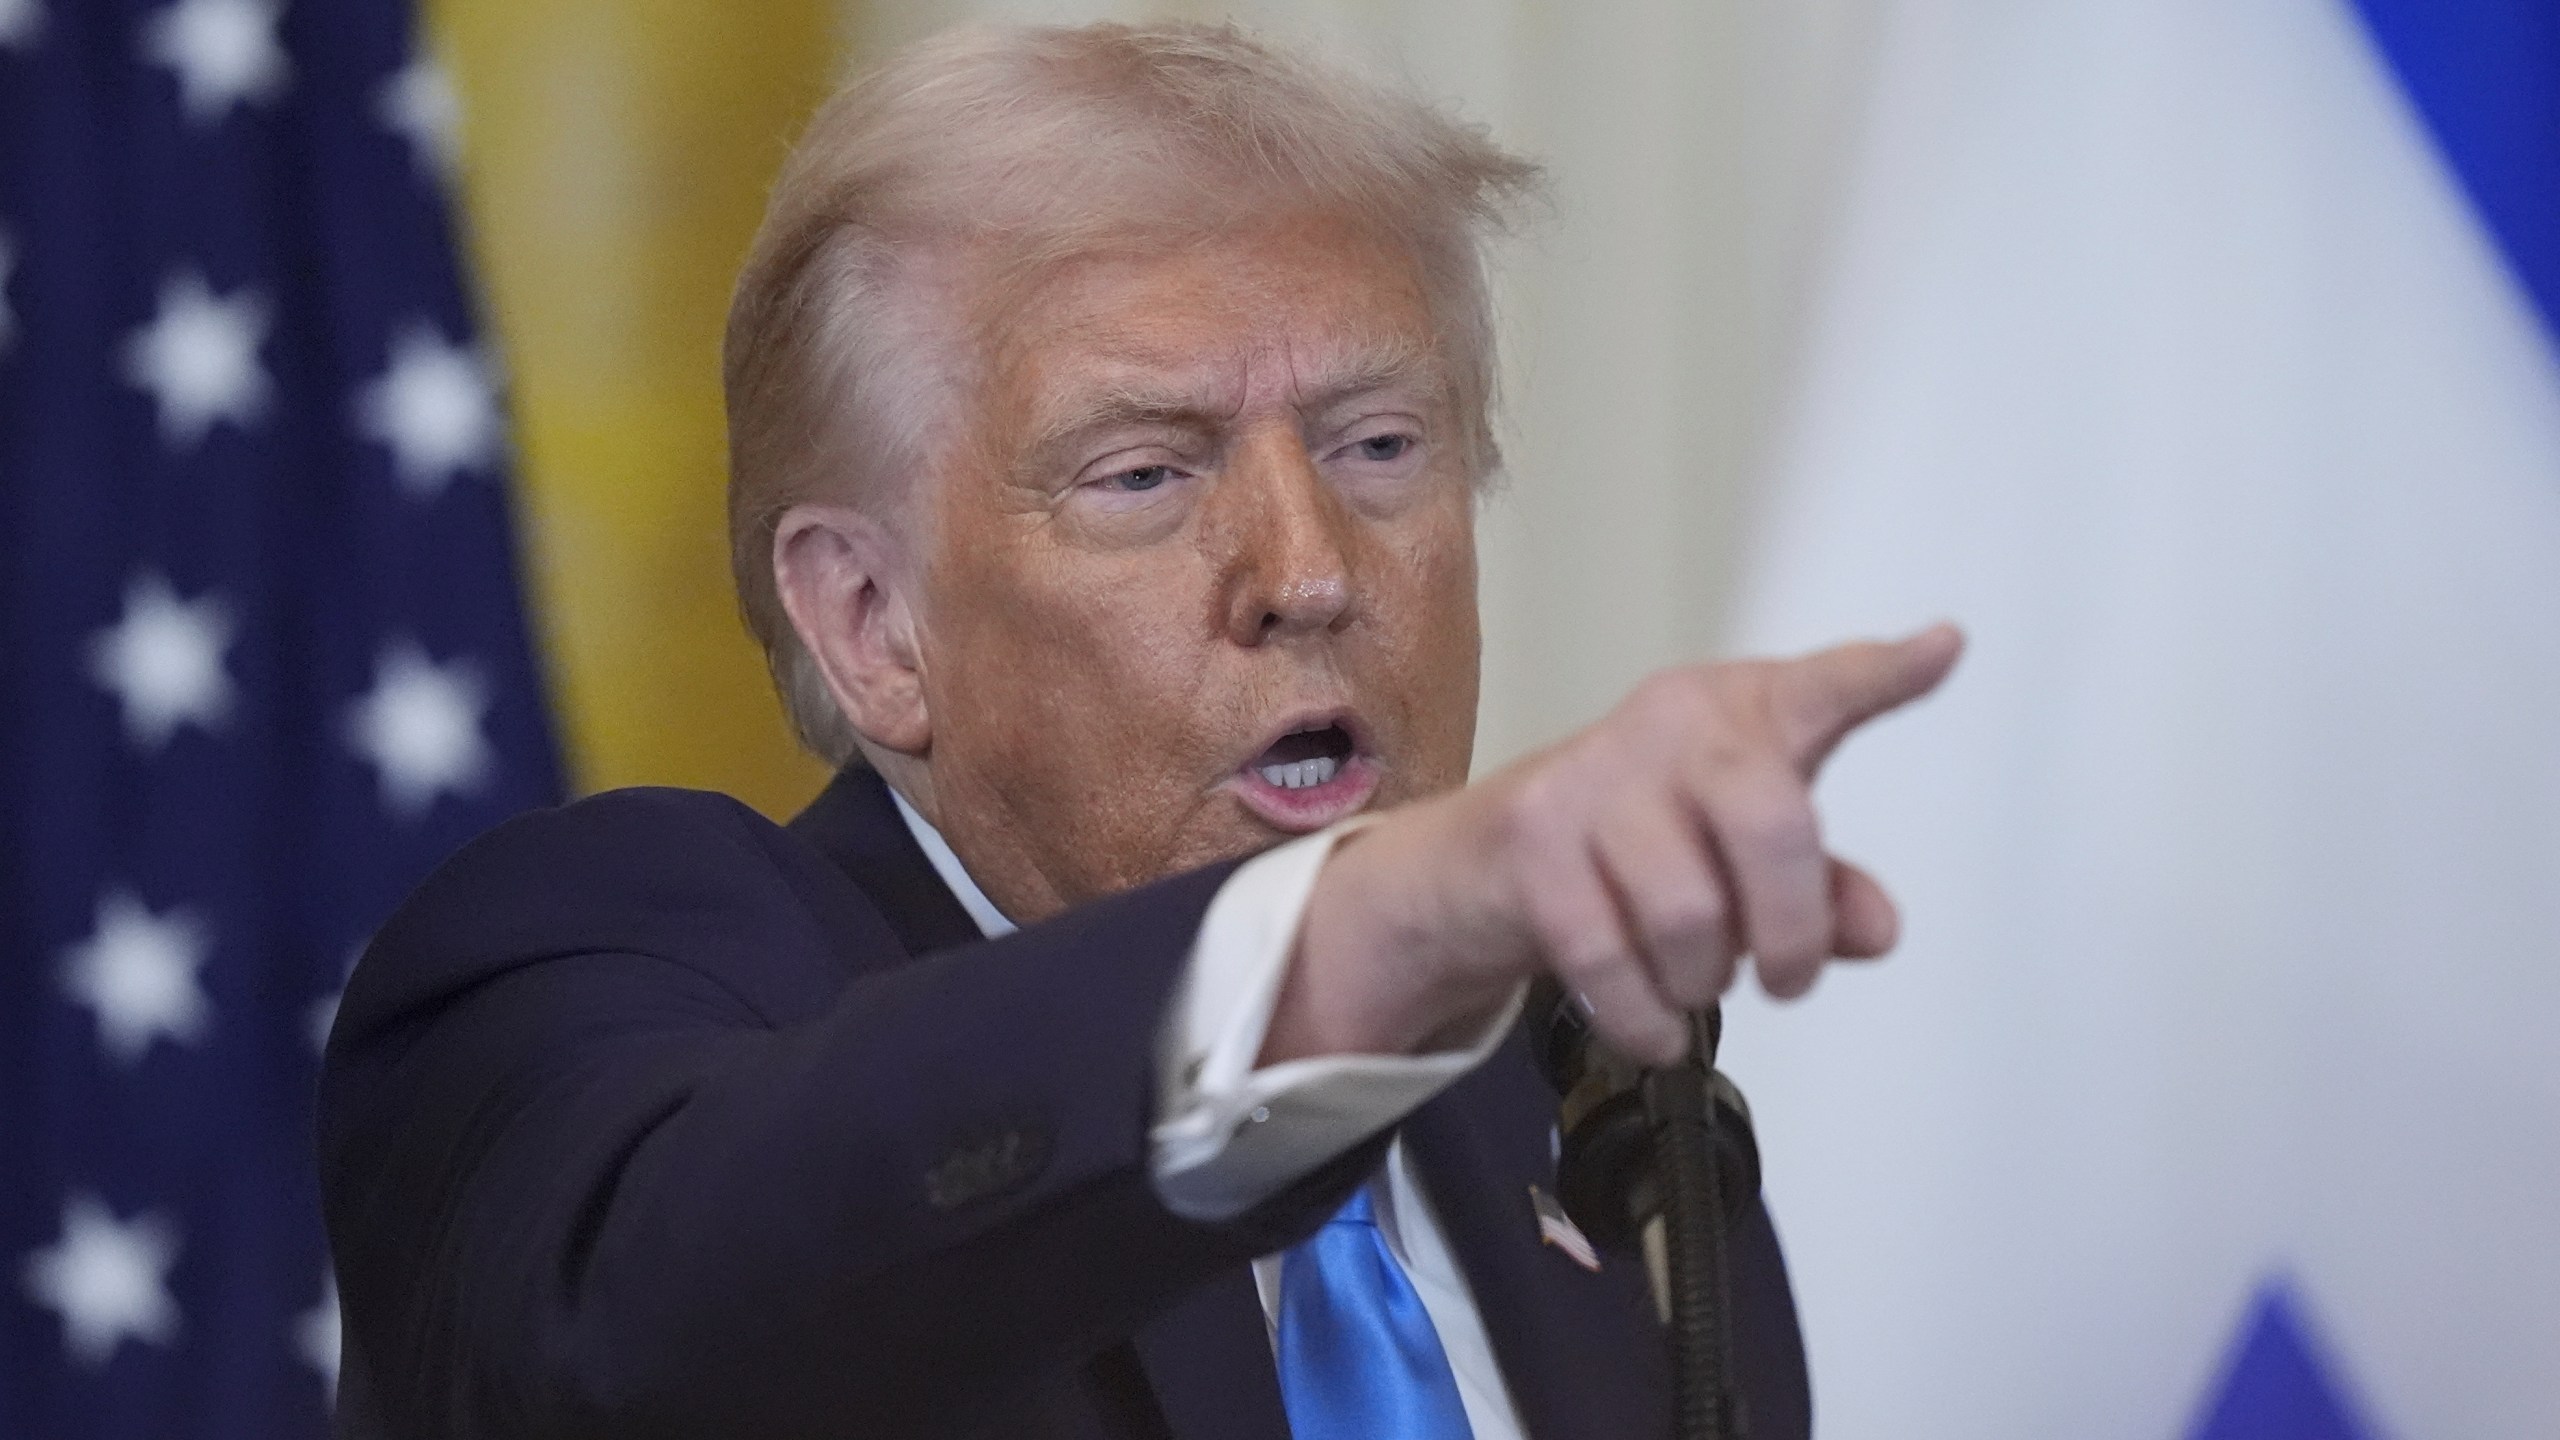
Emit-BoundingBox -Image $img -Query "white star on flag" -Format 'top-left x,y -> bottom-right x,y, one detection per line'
378,55 -> 462,179
296,1274 -> 341,1394
124,271 -> 272,448
356,324 -> 502,497
0,224 -> 17,357
89,572 -> 235,749
21,1196 -> 182,1367
0,0 -> 43,52
61,890 -> 214,1065
142,0 -> 289,124
345,640 -> 494,816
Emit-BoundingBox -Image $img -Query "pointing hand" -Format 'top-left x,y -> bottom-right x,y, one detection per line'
1274,625 -> 1965,1066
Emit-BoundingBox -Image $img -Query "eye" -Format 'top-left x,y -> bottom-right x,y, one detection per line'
1331,425 -> 1423,470
1104,464 -> 1175,492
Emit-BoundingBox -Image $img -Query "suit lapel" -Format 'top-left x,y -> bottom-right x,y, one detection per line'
1402,1031 -> 1675,1440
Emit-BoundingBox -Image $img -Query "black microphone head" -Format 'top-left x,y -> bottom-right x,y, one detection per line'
1525,982 -> 1762,1250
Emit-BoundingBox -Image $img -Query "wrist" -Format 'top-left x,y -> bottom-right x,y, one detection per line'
1259,805 -> 1518,1065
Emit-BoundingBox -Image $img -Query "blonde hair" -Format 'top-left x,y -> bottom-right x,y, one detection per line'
724,21 -> 1542,761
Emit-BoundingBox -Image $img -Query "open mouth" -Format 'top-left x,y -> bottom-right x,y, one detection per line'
1251,723 -> 1357,791
1229,715 -> 1379,833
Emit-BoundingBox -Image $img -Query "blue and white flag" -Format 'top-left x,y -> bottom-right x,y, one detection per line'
1720,1 -> 2560,1437
0,2 -> 561,1434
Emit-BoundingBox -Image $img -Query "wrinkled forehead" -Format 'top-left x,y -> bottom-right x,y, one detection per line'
972,216 -> 1456,429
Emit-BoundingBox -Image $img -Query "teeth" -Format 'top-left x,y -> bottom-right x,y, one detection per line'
1257,755 -> 1341,791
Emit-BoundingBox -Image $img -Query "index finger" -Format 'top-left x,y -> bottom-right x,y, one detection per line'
1772,622 -> 1964,774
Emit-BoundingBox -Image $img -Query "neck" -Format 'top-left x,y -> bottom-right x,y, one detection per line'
872,751 -> 1070,925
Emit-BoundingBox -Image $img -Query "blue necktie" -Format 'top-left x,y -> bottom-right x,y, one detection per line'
1276,1183 -> 1475,1440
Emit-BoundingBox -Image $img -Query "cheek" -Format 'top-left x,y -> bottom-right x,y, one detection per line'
1362,505 -> 1481,790
1033,553 -> 1221,719
934,554 -> 1063,706
928,546 -> 1234,847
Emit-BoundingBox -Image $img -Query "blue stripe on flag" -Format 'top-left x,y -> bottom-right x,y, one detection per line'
2347,0 -> 2560,344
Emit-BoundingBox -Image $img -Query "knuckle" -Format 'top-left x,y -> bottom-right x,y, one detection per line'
1520,873 -> 1619,976
1516,748 -> 1591,820
1688,738 -> 1755,785
1625,666 -> 1727,742
1756,905 -> 1836,970
1550,937 -> 1626,985
1625,1013 -> 1691,1065
1726,790 -> 1819,857
1644,891 -> 1728,952
1723,658 -> 1780,710
1629,666 -> 1706,717
1658,946 -> 1730,1005
1754,927 -> 1821,974
1755,654 -> 1816,711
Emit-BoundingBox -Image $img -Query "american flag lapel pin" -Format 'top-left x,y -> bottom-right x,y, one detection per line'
1529,1185 -> 1601,1272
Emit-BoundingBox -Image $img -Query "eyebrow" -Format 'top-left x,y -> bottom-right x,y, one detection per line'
1016,338 -> 1451,475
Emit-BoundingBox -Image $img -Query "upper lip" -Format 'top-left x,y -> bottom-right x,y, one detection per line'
1237,707 -> 1370,772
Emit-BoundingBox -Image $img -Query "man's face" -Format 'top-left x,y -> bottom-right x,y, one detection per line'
913,214 -> 1482,920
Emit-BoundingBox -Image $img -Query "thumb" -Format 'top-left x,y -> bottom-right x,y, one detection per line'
1828,857 -> 1900,959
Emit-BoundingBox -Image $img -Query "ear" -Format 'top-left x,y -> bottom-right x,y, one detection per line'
772,502 -> 931,756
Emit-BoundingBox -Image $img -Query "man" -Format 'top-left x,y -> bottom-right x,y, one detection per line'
319,21 -> 1961,1440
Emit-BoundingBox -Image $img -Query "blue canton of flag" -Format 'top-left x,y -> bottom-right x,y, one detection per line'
0,0 -> 563,1434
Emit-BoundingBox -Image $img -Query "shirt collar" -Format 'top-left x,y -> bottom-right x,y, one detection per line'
888,787 -> 1017,938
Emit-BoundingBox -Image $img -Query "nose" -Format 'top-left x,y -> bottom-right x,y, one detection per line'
1219,428 -> 1357,647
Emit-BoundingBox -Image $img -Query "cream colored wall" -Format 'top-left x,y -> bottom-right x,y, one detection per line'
849,0 -> 1886,769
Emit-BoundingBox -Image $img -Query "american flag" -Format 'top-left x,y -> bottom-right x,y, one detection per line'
0,0 -> 562,1433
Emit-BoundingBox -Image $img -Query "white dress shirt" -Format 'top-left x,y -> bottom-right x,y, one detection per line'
890,793 -> 1531,1440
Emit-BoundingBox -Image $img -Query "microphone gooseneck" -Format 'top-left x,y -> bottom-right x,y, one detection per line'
1527,982 -> 1758,1440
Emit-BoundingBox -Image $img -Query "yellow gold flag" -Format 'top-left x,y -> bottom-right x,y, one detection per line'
427,0 -> 839,816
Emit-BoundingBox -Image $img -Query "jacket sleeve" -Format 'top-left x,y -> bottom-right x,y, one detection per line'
316,788 -> 1379,1440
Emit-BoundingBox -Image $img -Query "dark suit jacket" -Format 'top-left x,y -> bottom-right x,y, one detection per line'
317,767 -> 1810,1439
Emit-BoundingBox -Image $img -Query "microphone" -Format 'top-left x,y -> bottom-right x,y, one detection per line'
1525,979 -> 1762,1251
1526,979 -> 1760,1440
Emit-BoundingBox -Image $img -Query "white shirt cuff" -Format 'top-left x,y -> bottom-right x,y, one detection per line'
1149,819 -> 1523,1222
